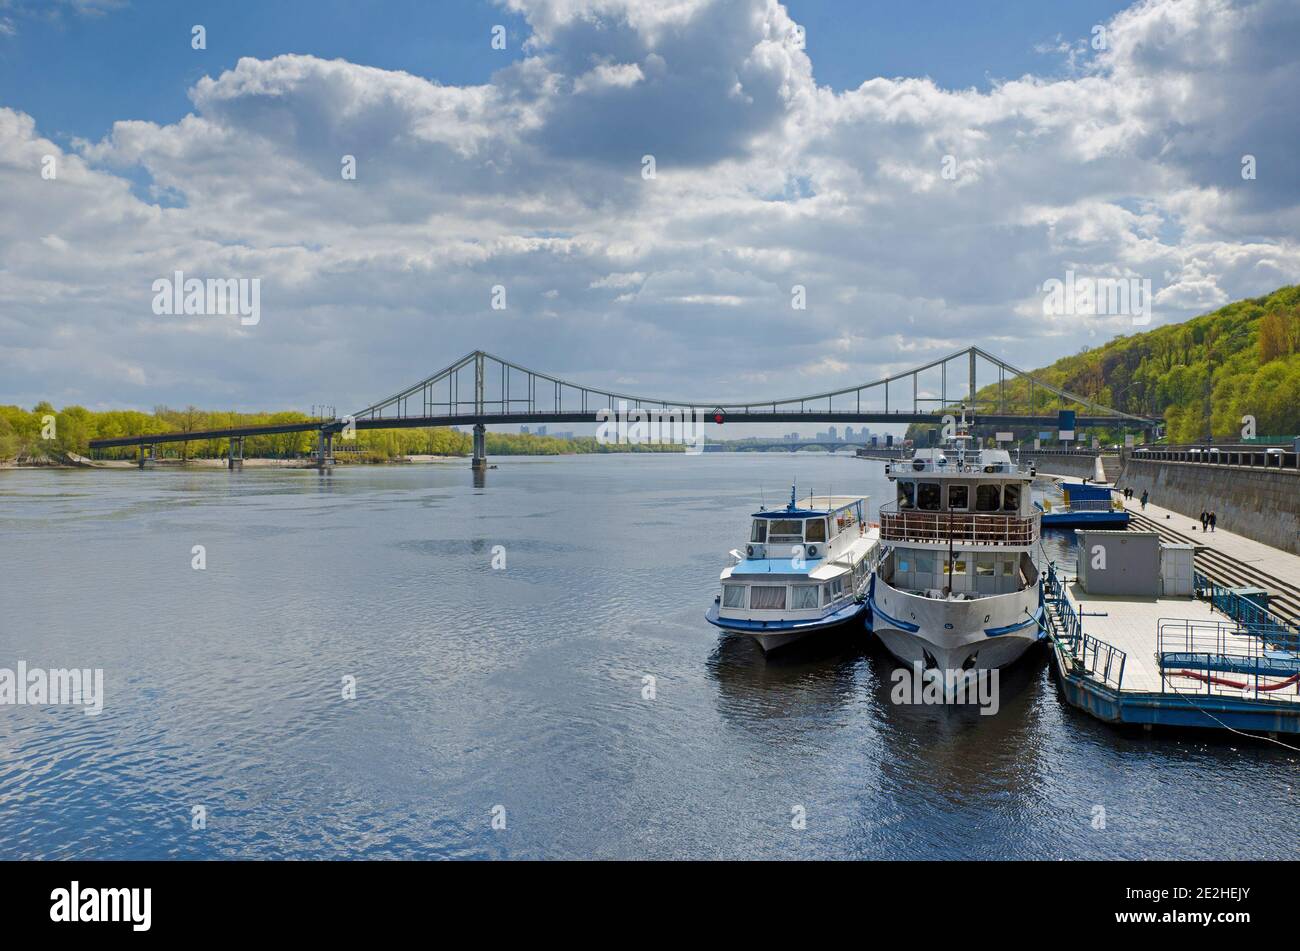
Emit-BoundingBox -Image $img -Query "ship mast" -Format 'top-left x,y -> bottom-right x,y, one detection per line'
945,404 -> 969,596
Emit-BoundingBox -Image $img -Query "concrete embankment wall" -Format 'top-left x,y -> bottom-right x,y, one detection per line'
1033,454 -> 1112,482
1118,459 -> 1300,555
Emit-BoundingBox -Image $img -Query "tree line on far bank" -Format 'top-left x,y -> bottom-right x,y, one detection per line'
0,405 -> 683,463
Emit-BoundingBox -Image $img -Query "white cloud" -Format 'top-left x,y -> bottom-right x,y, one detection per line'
1,0 -> 1298,413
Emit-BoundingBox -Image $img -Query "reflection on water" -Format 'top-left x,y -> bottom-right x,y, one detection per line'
1,455 -> 1297,860
707,631 -> 865,725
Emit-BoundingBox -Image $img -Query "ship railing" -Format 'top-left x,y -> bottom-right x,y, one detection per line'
1195,570 -> 1299,652
1157,618 -> 1300,702
1060,498 -> 1119,512
878,504 -> 1039,546
888,458 -> 1029,475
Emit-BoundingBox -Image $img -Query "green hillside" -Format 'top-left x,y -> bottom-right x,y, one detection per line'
914,284 -> 1300,444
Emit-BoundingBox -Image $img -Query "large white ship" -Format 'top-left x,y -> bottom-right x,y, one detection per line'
869,412 -> 1045,672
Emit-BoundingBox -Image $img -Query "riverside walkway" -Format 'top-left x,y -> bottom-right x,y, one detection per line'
1120,496 -> 1300,626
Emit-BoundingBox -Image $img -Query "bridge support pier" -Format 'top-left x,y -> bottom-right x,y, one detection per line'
316,430 -> 335,469
228,436 -> 244,470
138,444 -> 156,469
471,423 -> 487,470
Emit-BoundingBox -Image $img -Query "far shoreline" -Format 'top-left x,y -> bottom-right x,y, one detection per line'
1,455 -> 469,470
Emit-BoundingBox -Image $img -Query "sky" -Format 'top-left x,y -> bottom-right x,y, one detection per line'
2,0 -> 1298,433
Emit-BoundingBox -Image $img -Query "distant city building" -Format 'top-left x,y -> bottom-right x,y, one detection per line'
828,426 -> 838,441
536,425 -> 547,436
520,425 -> 530,434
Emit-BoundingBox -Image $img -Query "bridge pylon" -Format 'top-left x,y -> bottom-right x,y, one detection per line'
315,429 -> 335,470
471,423 -> 487,470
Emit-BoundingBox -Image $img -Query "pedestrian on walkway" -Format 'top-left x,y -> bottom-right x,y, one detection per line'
1141,489 -> 1148,511
1200,510 -> 1209,532
1209,511 -> 1217,532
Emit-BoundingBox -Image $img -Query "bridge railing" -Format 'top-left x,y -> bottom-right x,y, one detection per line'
1028,448 -> 1116,456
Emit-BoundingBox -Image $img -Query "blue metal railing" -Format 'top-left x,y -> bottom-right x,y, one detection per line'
1157,618 -> 1300,701
1044,562 -> 1127,690
1045,562 -> 1082,646
1195,571 -> 1299,652
1080,634 -> 1127,690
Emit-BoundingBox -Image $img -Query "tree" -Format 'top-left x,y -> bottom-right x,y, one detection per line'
1259,310 -> 1289,363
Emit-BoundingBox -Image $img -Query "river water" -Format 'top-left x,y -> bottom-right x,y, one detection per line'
1,454 -> 1296,859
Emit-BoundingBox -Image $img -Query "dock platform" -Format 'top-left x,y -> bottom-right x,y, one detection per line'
1043,564 -> 1300,734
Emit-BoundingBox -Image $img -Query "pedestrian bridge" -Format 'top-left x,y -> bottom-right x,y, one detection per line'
88,345 -> 1160,467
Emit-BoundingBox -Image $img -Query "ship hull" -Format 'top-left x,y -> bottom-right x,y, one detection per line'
706,600 -> 866,653
869,577 -> 1043,672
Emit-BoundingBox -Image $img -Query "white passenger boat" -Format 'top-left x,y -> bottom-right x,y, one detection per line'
869,411 -> 1046,672
706,488 -> 881,652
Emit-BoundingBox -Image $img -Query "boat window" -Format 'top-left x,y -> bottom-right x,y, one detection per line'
750,586 -> 786,610
947,484 -> 969,510
750,521 -> 767,543
975,484 -> 1001,511
1000,559 -> 1016,577
897,481 -> 916,509
897,558 -> 910,573
805,519 -> 827,542
722,584 -> 746,608
975,558 -> 995,577
791,585 -> 820,610
944,558 -> 967,575
822,578 -> 845,605
915,553 -> 934,574
1002,484 -> 1020,512
917,482 -> 941,511
767,519 -> 803,542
